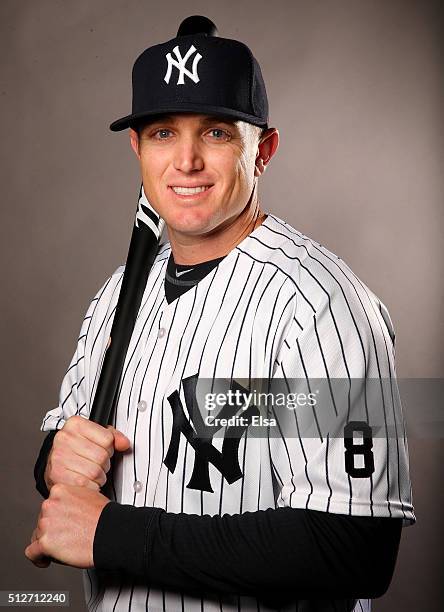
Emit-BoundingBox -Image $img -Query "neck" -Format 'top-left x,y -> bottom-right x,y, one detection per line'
167,184 -> 267,265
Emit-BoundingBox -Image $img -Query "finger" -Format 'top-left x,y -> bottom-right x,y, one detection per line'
57,454 -> 109,487
24,541 -> 51,568
107,426 -> 131,452
49,468 -> 101,490
25,540 -> 40,560
66,431 -> 113,464
52,435 -> 112,475
63,417 -> 115,455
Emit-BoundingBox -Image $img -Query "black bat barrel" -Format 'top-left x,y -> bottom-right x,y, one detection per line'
89,185 -> 164,426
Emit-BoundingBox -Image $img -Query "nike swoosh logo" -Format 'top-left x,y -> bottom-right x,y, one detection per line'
175,268 -> 193,277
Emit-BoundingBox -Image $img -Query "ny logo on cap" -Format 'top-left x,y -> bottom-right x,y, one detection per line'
164,44 -> 202,85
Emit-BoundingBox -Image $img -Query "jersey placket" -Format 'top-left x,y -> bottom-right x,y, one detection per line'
120,281 -> 199,505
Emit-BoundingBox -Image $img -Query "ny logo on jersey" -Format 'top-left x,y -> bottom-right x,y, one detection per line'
164,44 -> 202,85
164,374 -> 259,492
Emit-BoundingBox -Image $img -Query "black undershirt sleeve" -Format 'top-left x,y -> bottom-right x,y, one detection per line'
33,430 -> 58,498
93,501 -> 402,602
33,433 -> 402,602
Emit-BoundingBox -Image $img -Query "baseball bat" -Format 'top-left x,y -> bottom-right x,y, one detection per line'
88,184 -> 164,426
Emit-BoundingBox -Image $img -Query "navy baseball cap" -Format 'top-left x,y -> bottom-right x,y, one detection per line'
109,15 -> 269,131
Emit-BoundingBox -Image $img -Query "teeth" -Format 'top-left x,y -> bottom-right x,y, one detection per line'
172,185 -> 211,195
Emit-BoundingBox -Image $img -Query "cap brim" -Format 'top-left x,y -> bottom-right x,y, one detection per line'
109,105 -> 268,131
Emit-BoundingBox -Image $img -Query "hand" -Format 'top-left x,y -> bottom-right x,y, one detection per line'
24,483 -> 111,568
45,415 -> 131,492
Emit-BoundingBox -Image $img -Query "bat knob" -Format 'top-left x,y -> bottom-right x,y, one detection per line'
176,16 -> 218,37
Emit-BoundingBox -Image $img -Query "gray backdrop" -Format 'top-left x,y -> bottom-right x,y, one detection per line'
1,0 -> 442,610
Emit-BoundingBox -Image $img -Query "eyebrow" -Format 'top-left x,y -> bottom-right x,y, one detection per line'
146,114 -> 238,127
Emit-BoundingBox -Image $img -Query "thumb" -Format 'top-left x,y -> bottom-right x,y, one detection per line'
107,426 -> 131,452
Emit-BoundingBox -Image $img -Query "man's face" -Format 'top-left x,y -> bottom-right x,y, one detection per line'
130,113 -> 263,238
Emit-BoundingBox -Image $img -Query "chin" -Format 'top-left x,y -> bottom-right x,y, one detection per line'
168,209 -> 217,235
172,220 -> 213,236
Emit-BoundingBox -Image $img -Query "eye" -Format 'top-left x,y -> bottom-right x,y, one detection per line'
154,128 -> 173,139
208,128 -> 230,140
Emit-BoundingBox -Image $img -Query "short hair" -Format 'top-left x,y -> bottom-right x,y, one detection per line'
254,125 -> 267,141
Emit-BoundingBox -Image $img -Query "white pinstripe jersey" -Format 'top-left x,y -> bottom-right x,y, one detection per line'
40,213 -> 415,612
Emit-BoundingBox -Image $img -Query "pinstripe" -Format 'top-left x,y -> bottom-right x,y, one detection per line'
249,268 -> 279,386
209,258 -> 258,517
211,258 -> 255,380
293,316 -> 303,331
325,433 -> 333,512
229,262 -> 261,381
385,353 -> 406,519
90,275 -> 124,370
291,344 -> 314,509
313,315 -> 338,417
236,246 -> 316,314
152,300 -> 181,507
266,282 -> 295,380
65,354 -> 84,374
127,296 -> 165,421
296,335 -> 322,443
116,262 -> 167,414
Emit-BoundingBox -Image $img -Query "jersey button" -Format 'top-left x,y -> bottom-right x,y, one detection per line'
137,400 -> 147,412
158,327 -> 166,338
133,480 -> 143,493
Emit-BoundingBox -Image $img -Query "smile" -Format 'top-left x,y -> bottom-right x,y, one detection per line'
169,185 -> 213,198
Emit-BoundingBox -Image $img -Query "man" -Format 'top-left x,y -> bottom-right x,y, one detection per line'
26,15 -> 415,612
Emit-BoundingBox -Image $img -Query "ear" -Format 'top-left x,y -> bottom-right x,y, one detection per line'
129,128 -> 141,160
255,128 -> 279,178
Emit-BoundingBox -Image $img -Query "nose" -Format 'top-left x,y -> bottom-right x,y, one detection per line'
172,135 -> 204,173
